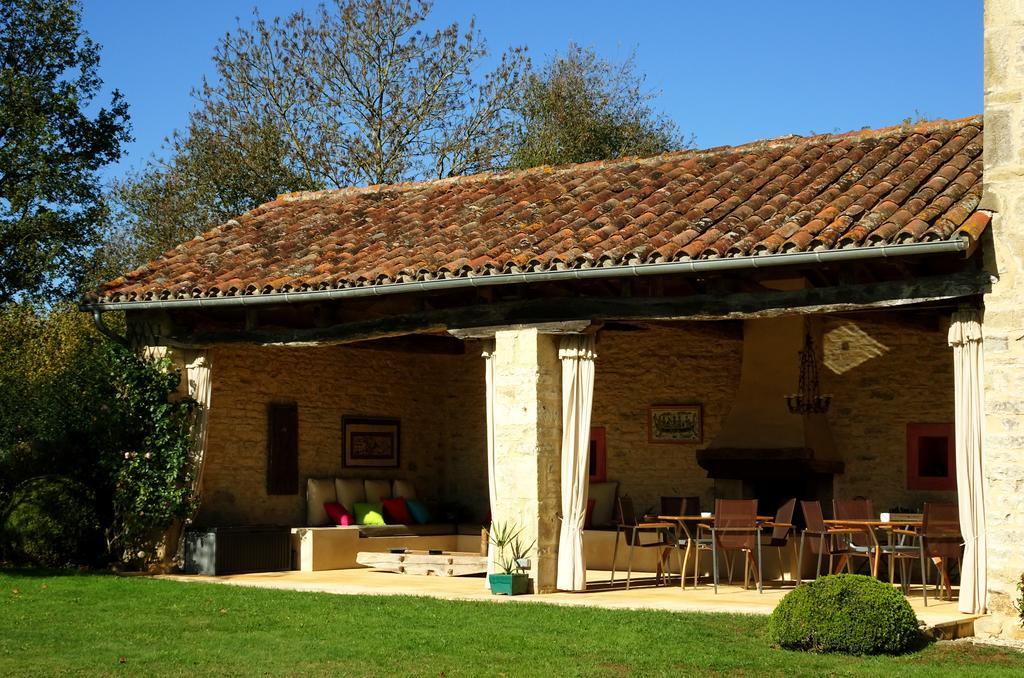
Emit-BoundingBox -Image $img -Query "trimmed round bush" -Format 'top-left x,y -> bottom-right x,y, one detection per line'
768,574 -> 920,655
2,476 -> 102,566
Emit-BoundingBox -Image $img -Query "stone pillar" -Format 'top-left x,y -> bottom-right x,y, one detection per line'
981,0 -> 1024,619
490,328 -> 562,593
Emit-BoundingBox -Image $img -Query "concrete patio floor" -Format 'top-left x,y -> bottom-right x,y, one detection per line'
162,568 -> 978,637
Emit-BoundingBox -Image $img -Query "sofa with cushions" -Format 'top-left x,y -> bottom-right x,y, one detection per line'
291,477 -> 483,571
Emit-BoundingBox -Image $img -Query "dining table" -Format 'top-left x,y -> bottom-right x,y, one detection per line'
823,517 -> 924,579
655,514 -> 776,589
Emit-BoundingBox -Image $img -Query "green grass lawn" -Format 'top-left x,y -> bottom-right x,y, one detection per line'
1,570 -> 1022,677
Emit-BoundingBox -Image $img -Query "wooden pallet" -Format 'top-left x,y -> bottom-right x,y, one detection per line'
356,550 -> 487,576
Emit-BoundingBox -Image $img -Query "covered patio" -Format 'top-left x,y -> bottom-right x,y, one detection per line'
84,115 -> 1006,628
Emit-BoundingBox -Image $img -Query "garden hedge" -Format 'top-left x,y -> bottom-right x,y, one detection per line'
767,574 -> 921,655
1,476 -> 102,566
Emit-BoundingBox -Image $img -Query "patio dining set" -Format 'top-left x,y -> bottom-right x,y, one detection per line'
609,495 -> 963,606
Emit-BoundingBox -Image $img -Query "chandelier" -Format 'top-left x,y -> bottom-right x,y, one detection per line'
785,327 -> 832,415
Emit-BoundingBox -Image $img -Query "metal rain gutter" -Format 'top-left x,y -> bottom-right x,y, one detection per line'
82,238 -> 969,313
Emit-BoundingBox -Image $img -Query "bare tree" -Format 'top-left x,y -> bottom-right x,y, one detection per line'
194,0 -> 529,188
98,0 -> 528,278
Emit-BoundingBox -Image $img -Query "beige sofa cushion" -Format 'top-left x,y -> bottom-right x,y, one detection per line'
364,478 -> 392,503
588,481 -> 618,528
306,478 -> 338,526
335,477 -> 366,511
392,479 -> 416,500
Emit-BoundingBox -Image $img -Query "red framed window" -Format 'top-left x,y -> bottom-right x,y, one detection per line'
588,426 -> 607,483
907,423 -> 955,491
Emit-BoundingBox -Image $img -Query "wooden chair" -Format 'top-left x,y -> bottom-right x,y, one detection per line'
796,500 -> 858,582
610,496 -> 673,589
761,498 -> 796,582
708,499 -> 763,593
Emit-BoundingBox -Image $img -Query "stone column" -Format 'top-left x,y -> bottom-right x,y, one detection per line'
490,328 -> 562,593
981,0 -> 1024,620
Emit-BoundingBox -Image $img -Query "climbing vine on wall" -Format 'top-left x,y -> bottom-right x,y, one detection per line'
104,347 -> 196,564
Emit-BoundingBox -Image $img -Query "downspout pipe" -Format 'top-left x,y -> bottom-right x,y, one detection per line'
91,308 -> 129,347
81,238 -> 969,314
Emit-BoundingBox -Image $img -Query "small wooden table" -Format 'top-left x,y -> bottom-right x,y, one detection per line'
356,550 -> 487,577
655,515 -> 775,589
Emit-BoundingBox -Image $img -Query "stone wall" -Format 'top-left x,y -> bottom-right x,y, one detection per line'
490,329 -> 563,592
194,313 -> 957,538
589,317 -> 954,515
981,0 -> 1024,616
591,322 -> 743,512
197,342 -> 486,526
822,315 -> 956,510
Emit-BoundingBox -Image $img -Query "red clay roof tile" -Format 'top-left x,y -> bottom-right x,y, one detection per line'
90,116 -> 987,305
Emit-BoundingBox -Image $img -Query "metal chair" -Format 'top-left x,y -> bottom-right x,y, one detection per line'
893,502 -> 962,606
832,498 -> 879,576
660,496 -> 683,517
708,499 -> 763,593
761,498 -> 796,582
610,496 -> 673,589
797,500 -> 857,582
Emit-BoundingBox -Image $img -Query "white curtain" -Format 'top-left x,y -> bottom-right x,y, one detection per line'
556,334 -> 597,591
482,340 -> 498,586
169,350 -> 212,565
185,351 -> 213,511
948,309 -> 987,614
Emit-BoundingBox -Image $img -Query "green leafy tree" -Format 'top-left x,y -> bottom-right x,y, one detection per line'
96,118 -> 310,281
510,44 -> 686,169
0,0 -> 130,304
0,303 -> 194,566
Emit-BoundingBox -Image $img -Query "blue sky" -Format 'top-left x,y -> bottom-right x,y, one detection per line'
81,1 -> 982,180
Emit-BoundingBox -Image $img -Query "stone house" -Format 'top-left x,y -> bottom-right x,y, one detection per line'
83,1 -> 1022,631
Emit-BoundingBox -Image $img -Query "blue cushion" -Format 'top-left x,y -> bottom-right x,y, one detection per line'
406,499 -> 432,524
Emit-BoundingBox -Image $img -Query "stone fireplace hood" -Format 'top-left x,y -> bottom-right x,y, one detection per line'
696,316 -> 844,479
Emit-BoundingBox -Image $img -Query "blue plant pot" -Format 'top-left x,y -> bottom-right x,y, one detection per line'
488,573 -> 529,595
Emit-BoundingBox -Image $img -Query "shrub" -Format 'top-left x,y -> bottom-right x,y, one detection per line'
768,574 -> 921,655
0,303 -> 195,567
2,476 -> 102,566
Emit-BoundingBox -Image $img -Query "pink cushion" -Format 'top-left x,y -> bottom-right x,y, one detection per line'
323,501 -> 352,526
381,497 -> 413,525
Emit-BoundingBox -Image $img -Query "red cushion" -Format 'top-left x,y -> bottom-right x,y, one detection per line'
323,501 -> 352,526
382,497 -> 413,525
584,499 -> 596,530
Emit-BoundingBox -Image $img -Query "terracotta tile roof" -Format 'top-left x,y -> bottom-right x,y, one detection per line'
91,116 -> 986,305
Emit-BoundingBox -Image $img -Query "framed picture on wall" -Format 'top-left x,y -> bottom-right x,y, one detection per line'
648,405 -> 702,444
342,416 -> 400,467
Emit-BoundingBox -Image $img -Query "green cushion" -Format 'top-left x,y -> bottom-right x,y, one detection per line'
354,502 -> 385,526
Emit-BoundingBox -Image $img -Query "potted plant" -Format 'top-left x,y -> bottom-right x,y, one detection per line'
487,521 -> 534,596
